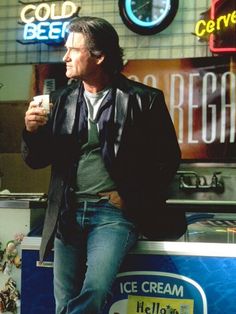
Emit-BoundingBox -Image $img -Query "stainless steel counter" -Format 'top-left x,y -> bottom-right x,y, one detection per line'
0,193 -> 47,209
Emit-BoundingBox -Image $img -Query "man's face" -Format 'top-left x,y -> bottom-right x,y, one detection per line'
63,32 -> 99,80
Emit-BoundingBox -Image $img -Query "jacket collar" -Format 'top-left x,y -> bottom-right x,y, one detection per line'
52,81 -> 82,135
52,75 -> 130,157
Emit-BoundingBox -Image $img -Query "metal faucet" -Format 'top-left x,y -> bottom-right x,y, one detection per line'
177,170 -> 224,193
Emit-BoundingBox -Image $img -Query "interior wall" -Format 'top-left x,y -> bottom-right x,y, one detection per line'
0,153 -> 50,193
0,100 -> 50,192
0,0 -> 211,64
0,0 -> 218,193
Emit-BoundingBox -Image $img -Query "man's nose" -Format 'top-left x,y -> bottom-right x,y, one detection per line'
63,51 -> 70,62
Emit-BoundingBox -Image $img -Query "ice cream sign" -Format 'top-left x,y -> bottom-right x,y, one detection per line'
103,271 -> 207,314
18,1 -> 80,44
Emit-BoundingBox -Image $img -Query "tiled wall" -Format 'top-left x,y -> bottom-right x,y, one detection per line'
0,0 -> 211,65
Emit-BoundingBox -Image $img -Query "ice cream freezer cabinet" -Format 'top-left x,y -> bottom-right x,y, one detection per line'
21,237 -> 236,314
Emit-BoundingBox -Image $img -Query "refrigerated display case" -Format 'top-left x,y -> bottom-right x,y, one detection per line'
0,193 -> 46,314
21,235 -> 236,314
20,163 -> 236,313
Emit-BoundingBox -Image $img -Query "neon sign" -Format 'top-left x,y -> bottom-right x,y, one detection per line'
18,1 -> 80,44
194,0 -> 236,53
195,10 -> 236,37
209,0 -> 236,53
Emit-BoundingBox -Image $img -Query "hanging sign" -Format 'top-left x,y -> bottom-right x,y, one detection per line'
195,0 -> 236,53
18,1 -> 80,44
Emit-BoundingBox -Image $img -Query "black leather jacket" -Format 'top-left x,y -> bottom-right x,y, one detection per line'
22,74 -> 186,261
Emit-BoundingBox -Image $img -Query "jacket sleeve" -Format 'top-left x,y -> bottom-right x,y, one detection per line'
143,90 -> 181,197
21,87 -> 66,170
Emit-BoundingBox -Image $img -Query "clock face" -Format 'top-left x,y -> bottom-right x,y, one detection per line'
119,0 -> 179,35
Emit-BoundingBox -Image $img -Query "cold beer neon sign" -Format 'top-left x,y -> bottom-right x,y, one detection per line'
19,1 -> 80,44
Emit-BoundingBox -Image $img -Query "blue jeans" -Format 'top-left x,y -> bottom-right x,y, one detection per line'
53,200 -> 138,314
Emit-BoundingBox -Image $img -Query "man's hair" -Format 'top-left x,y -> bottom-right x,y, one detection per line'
67,16 -> 124,75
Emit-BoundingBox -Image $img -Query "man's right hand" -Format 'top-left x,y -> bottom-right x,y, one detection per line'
25,102 -> 48,133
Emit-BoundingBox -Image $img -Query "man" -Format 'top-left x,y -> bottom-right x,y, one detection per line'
22,16 -> 186,314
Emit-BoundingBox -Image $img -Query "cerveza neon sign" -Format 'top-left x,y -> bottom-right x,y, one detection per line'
194,0 -> 236,53
19,1 -> 80,44
195,9 -> 236,38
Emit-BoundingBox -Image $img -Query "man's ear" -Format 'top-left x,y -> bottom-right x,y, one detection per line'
96,54 -> 105,65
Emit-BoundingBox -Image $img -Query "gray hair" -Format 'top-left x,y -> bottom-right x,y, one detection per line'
67,16 -> 124,75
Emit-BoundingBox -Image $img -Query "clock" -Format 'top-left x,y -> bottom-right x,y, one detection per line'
119,0 -> 179,35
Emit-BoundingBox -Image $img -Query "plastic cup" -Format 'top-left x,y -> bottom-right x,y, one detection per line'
33,94 -> 50,113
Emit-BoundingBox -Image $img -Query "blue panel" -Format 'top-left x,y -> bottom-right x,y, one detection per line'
21,250 -> 55,314
21,249 -> 236,313
104,254 -> 236,313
